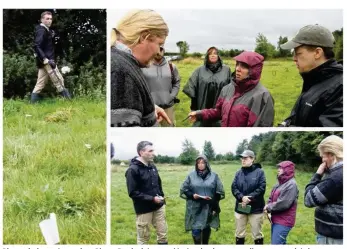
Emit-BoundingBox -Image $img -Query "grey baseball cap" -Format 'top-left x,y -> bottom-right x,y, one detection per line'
239,150 -> 255,158
281,24 -> 335,50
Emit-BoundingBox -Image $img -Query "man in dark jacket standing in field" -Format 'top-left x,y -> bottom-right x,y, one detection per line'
232,150 -> 266,245
142,47 -> 181,126
31,11 -> 71,103
280,24 -> 343,127
125,141 -> 168,245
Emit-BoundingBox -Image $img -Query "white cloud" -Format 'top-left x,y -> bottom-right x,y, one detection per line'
108,9 -> 342,52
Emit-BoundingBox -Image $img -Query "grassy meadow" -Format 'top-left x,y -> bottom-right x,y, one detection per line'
172,58 -> 302,127
111,163 -> 316,245
3,98 -> 106,244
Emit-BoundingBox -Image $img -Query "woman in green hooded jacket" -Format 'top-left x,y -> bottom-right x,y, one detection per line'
180,155 -> 225,244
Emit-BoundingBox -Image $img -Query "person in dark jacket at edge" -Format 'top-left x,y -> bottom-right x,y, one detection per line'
31,11 -> 71,103
264,161 -> 299,244
279,24 -> 343,127
125,141 -> 168,244
188,51 -> 274,127
110,143 -> 115,159
142,46 -> 181,126
231,150 -> 266,244
183,47 -> 232,127
180,155 -> 225,244
304,135 -> 343,245
110,10 -> 171,127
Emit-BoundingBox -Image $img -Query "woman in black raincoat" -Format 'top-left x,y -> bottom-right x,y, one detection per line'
183,47 -> 232,127
180,155 -> 225,244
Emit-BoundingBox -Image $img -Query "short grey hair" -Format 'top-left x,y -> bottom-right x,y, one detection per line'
137,141 -> 153,156
41,11 -> 52,19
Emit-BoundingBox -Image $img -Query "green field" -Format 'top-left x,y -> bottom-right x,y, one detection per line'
172,58 -> 302,127
3,98 -> 106,244
111,163 -> 316,244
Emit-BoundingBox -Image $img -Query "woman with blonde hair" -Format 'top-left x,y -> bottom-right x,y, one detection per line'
304,135 -> 343,245
111,9 -> 171,127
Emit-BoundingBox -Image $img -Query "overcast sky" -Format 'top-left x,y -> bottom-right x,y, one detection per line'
108,9 -> 342,52
111,129 -> 267,160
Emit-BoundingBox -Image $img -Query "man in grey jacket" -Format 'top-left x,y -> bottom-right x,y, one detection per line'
142,47 -> 181,126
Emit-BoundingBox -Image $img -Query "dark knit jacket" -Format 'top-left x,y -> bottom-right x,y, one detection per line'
304,162 -> 343,239
110,47 -> 158,127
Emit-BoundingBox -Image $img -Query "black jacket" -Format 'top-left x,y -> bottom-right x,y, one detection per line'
33,24 -> 55,68
285,59 -> 343,127
125,157 -> 165,214
232,163 -> 266,214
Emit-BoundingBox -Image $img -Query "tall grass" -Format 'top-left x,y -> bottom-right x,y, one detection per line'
3,98 -> 106,244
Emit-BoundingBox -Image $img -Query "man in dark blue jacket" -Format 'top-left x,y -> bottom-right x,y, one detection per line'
232,150 -> 266,245
31,11 -> 71,103
125,141 -> 168,244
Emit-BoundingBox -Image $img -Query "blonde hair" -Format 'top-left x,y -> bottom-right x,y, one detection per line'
111,9 -> 169,47
318,135 -> 343,160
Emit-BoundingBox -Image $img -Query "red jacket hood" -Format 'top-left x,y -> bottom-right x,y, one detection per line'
277,161 -> 295,184
233,51 -> 264,93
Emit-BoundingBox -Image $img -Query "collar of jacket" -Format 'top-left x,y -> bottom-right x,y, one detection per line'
241,164 -> 256,172
40,23 -> 50,31
241,163 -> 261,172
327,161 -> 343,172
131,157 -> 152,168
115,41 -> 133,55
300,59 -> 342,92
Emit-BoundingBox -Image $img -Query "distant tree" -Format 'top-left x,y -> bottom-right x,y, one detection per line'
192,52 -> 202,58
255,33 -> 276,59
179,138 -> 199,165
236,139 -> 249,155
333,28 -> 343,60
276,36 -> 291,58
215,154 -> 224,161
224,152 -> 235,161
203,141 -> 216,161
176,41 -> 190,57
154,154 -> 176,164
229,49 -> 244,57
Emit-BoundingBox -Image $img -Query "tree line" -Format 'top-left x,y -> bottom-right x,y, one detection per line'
174,30 -> 343,60
113,131 -> 343,172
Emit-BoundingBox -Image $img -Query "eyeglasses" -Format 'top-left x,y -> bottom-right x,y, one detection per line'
240,157 -> 249,160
